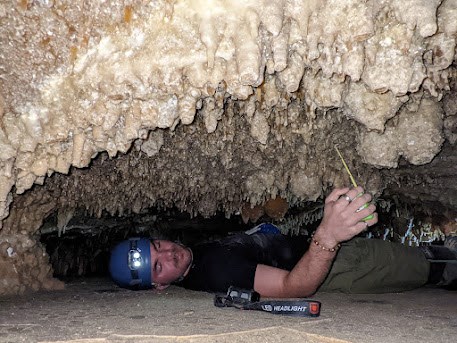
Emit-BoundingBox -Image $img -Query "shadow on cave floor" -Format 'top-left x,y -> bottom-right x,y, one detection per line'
0,277 -> 455,343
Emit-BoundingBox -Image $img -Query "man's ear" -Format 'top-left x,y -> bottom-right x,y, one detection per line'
154,283 -> 170,291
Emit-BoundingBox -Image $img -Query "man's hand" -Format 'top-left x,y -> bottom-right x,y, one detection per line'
253,186 -> 378,298
313,186 -> 378,249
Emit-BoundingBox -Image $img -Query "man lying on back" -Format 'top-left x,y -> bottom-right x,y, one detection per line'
109,186 -> 457,296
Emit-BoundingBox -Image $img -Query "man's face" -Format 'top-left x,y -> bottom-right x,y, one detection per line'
149,240 -> 192,286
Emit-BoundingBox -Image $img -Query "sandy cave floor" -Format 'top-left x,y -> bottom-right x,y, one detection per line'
0,278 -> 455,343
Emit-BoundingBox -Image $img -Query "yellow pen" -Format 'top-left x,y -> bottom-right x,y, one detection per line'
334,146 -> 374,221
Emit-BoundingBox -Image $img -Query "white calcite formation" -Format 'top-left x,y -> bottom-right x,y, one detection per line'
0,0 -> 456,294
357,95 -> 445,168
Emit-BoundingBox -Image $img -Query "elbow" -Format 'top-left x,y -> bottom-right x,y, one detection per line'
282,275 -> 318,298
305,287 -> 318,297
298,285 -> 317,298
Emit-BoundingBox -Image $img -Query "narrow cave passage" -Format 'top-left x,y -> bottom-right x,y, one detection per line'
39,209 -> 253,281
39,197 -> 452,285
1,204 -> 455,343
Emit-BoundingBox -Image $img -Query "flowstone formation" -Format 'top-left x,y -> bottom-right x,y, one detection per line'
0,0 -> 456,295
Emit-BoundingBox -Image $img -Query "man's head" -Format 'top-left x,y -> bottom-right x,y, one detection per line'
109,237 -> 193,290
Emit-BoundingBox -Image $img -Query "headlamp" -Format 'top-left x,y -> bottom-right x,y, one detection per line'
127,239 -> 148,283
128,249 -> 143,270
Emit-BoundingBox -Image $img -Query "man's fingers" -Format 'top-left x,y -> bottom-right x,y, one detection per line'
357,212 -> 378,231
325,187 -> 350,203
350,203 -> 376,222
348,192 -> 372,212
367,212 -> 378,226
334,187 -> 365,208
343,216 -> 376,241
354,221 -> 370,233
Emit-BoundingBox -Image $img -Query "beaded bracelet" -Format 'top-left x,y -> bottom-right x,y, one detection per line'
311,233 -> 341,252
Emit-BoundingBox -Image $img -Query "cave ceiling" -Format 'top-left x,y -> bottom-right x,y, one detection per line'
0,0 -> 457,294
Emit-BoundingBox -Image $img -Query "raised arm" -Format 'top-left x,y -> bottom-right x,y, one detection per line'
253,186 -> 378,298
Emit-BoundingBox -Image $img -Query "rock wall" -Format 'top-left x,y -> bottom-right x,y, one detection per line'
0,0 -> 456,295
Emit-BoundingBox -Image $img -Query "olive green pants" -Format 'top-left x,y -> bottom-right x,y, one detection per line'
318,238 -> 430,293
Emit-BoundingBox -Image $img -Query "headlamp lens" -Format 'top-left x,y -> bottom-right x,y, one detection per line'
128,249 -> 143,270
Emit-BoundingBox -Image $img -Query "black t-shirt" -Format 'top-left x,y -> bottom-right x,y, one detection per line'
177,233 -> 310,293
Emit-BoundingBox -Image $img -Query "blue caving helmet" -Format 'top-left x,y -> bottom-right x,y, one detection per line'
109,237 -> 152,290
